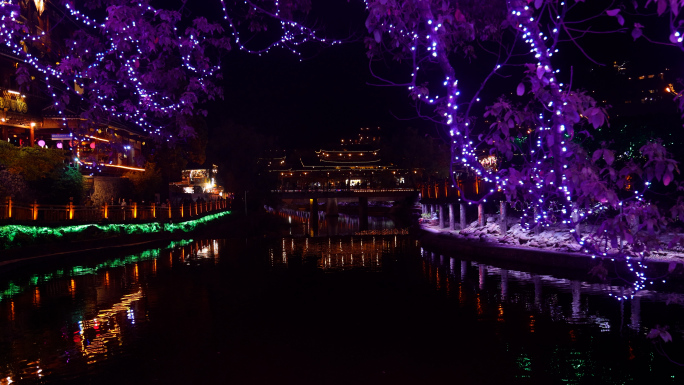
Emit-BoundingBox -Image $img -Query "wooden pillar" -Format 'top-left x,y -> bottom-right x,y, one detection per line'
326,197 -> 338,216
499,201 -> 507,233
477,203 -> 485,227
438,204 -> 445,228
571,280 -> 581,319
479,265 -> 486,290
533,275 -> 542,309
460,202 -> 466,229
501,270 -> 509,301
359,196 -> 369,231
449,203 -> 456,230
572,208 -> 580,236
460,260 -> 468,281
630,295 -> 641,331
310,198 -> 319,234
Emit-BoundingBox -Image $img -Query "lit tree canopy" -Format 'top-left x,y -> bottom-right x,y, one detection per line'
361,0 -> 684,292
2,0 -> 231,141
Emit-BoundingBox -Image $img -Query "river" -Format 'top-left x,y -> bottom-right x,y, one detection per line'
0,214 -> 683,384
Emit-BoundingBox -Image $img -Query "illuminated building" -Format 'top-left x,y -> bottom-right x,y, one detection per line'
266,127 -> 421,190
170,164 -> 226,198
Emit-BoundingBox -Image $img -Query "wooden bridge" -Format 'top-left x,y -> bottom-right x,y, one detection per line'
272,188 -> 419,232
273,188 -> 418,200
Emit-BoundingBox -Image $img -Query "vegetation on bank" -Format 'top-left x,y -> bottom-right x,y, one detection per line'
0,142 -> 84,205
0,211 -> 231,251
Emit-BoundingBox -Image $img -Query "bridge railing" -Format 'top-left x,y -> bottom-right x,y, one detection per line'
0,197 -> 231,224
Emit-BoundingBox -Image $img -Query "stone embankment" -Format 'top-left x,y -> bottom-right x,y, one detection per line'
419,217 -> 684,278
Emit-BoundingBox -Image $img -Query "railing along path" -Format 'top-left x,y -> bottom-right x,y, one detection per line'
0,197 -> 230,224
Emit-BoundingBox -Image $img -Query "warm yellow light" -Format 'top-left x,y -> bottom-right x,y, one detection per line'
30,122 -> 36,127
82,162 -> 145,172
86,135 -> 109,142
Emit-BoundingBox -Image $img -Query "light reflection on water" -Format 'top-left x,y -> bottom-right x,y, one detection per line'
0,239 -> 222,383
418,247 -> 684,383
270,235 -> 406,272
421,247 -> 684,333
269,207 -> 401,236
0,236 -> 683,383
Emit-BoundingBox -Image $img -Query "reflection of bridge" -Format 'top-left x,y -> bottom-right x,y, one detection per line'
274,188 -> 418,200
272,188 -> 419,232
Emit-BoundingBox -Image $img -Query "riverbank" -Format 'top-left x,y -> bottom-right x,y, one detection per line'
418,219 -> 684,282
0,211 -> 234,268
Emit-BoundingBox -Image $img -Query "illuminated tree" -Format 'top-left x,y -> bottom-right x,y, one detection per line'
360,0 -> 684,295
1,0 -> 231,142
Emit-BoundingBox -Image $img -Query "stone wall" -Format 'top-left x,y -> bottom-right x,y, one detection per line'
90,176 -> 131,206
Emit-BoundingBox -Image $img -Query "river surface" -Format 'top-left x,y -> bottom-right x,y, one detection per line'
1,215 -> 684,384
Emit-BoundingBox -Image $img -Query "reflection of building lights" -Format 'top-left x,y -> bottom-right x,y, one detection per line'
77,289 -> 143,363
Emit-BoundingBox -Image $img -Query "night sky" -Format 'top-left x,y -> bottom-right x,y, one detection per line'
202,0 -> 684,150
217,43 -> 424,149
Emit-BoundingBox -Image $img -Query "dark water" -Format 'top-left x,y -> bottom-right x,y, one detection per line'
1,222 -> 684,383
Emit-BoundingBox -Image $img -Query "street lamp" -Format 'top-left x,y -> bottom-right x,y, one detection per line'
30,122 -> 36,146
